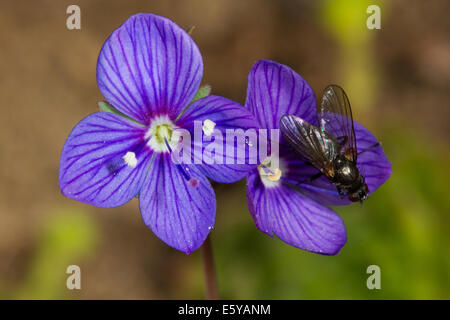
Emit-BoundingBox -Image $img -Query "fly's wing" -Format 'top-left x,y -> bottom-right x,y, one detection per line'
279,115 -> 340,173
319,85 -> 357,162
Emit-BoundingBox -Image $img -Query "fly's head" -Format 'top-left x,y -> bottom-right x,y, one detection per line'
348,180 -> 369,203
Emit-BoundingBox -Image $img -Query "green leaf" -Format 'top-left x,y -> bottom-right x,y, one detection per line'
174,85 -> 212,122
191,84 -> 211,104
98,101 -> 147,127
98,101 -> 122,114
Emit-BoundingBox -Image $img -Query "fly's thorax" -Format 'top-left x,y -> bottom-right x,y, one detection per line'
335,160 -> 369,203
334,157 -> 360,186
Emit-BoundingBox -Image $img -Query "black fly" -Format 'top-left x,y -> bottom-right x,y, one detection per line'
279,85 -> 378,203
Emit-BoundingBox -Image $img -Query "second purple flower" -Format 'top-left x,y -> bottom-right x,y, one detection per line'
245,60 -> 392,255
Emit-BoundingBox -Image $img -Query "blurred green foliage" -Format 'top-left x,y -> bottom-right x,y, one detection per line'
320,0 -> 388,111
12,209 -> 98,299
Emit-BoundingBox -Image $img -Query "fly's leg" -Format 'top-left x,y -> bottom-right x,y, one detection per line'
295,171 -> 323,187
358,142 -> 380,155
337,187 -> 345,199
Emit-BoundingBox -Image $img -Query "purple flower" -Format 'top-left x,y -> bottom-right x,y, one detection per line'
59,14 -> 258,254
244,60 -> 392,255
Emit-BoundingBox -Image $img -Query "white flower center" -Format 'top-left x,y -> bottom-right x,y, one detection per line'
145,116 -> 179,153
258,156 -> 285,188
267,168 -> 282,182
202,119 -> 216,136
123,151 -> 138,168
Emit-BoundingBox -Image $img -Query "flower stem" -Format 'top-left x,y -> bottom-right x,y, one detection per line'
201,235 -> 219,300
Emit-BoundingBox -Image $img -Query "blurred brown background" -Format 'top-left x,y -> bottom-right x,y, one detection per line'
0,0 -> 449,299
